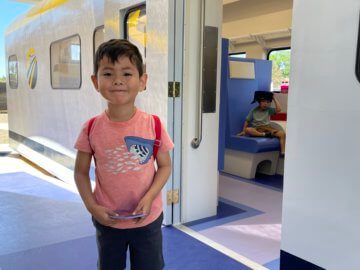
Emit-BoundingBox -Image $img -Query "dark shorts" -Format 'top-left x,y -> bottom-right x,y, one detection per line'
92,213 -> 164,270
254,125 -> 279,134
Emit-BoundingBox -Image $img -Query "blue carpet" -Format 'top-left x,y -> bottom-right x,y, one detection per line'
0,191 -> 95,255
0,172 -> 94,255
0,171 -> 253,270
0,236 -> 98,270
254,173 -> 283,190
162,226 -> 251,270
264,258 -> 280,270
184,200 -> 245,227
184,198 -> 263,231
0,172 -> 81,201
0,227 -> 252,270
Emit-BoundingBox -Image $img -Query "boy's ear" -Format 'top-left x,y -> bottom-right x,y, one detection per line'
139,73 -> 148,92
91,75 -> 99,91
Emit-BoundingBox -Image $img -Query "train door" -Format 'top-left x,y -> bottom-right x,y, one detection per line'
180,0 -> 223,223
159,0 -> 223,225
164,0 -> 184,225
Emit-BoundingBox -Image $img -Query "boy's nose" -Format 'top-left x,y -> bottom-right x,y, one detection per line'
113,76 -> 124,85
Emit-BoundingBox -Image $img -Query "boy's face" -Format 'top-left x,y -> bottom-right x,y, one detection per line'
91,55 -> 147,107
259,99 -> 271,110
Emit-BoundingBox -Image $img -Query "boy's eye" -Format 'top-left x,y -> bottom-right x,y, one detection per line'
124,73 -> 132,77
103,72 -> 112,76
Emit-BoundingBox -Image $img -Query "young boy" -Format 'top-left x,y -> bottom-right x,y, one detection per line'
238,90 -> 286,156
74,39 -> 174,270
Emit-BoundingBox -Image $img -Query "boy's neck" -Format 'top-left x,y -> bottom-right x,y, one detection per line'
106,104 -> 137,122
258,106 -> 267,111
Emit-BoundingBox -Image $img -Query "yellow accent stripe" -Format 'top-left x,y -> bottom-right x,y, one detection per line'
26,48 -> 35,65
128,9 -> 147,47
27,0 -> 68,17
5,0 -> 68,35
29,58 -> 37,88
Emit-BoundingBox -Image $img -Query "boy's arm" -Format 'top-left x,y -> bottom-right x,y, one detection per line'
133,150 -> 172,223
74,151 -> 97,211
74,150 -> 118,226
239,109 -> 253,135
273,97 -> 282,113
238,120 -> 249,136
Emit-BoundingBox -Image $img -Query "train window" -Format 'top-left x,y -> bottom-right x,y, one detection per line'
124,5 -> 146,63
50,34 -> 81,89
93,26 -> 105,58
229,52 -> 246,59
8,55 -> 18,89
267,47 -> 291,91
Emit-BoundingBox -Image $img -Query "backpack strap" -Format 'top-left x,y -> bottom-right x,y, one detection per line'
87,116 -> 97,154
152,115 -> 162,160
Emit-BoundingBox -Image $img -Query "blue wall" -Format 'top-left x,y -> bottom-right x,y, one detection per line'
226,58 -> 272,139
218,39 -> 273,170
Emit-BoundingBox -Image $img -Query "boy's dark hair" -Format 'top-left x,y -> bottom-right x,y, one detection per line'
93,39 -> 144,76
251,90 -> 273,104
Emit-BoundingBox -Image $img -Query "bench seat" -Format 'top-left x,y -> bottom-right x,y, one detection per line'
227,135 -> 280,153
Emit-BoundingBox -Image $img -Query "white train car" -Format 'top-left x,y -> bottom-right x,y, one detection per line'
5,0 -> 222,228
4,0 -> 360,269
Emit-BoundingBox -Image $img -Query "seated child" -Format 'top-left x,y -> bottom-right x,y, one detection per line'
238,90 -> 286,156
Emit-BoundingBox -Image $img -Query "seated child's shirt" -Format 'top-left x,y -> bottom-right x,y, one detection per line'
74,108 -> 174,229
246,107 -> 276,127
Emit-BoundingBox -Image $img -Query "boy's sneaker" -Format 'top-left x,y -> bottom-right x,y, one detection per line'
264,132 -> 273,138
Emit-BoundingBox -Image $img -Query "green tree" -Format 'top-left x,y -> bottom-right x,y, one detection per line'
0,76 -> 6,83
269,49 -> 291,89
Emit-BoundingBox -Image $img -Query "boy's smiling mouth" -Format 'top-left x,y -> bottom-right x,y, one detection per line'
110,89 -> 127,93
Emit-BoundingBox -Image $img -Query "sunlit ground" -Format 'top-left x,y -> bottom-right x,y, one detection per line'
0,111 -> 78,192
0,112 -> 9,144
220,223 -> 281,242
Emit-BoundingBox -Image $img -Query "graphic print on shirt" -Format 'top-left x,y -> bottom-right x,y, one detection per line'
104,136 -> 155,174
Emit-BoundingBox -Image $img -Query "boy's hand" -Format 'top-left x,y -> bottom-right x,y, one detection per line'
238,131 -> 245,136
132,194 -> 154,224
90,204 -> 119,226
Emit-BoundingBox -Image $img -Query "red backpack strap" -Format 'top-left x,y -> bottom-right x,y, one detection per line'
87,116 -> 97,154
152,115 -> 162,159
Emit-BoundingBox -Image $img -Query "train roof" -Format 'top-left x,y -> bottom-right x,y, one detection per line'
5,0 -> 68,36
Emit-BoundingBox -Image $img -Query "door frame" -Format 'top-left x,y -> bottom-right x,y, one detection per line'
163,0 -> 184,225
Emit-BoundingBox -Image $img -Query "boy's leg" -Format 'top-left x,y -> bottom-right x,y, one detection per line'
92,218 -> 128,270
245,127 -> 268,137
273,130 -> 286,154
128,213 -> 164,270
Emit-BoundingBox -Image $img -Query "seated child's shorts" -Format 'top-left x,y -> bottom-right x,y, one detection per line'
254,125 -> 280,134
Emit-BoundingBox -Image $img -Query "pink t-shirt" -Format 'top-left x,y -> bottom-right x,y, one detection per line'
74,108 -> 174,229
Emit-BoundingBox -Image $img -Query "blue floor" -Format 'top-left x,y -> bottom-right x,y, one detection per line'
184,197 -> 263,231
0,172 -> 94,256
254,173 -> 283,190
0,171 -> 253,270
184,200 -> 245,227
264,258 -> 280,270
162,226 -> 251,270
0,172 -> 81,201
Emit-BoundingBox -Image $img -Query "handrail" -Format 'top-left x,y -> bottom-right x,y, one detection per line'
356,10 -> 360,83
191,0 -> 205,149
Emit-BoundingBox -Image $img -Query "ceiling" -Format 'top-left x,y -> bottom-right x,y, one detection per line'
223,0 -> 293,48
